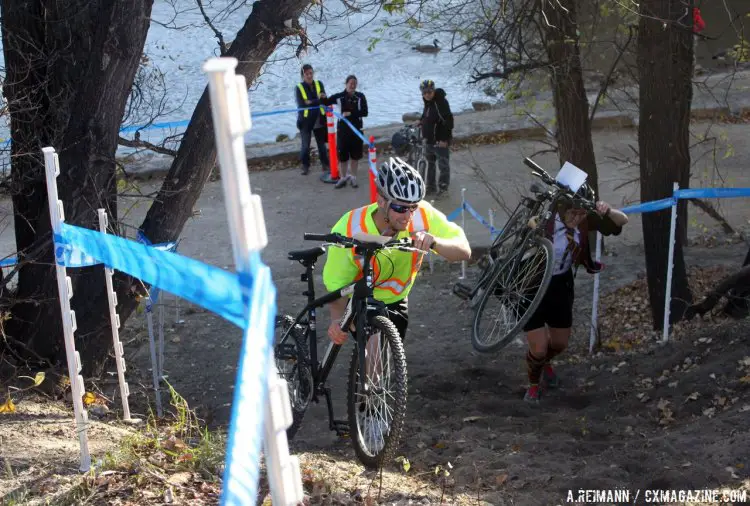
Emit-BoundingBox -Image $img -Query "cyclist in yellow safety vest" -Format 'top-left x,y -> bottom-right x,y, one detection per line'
295,64 -> 330,176
323,157 -> 472,345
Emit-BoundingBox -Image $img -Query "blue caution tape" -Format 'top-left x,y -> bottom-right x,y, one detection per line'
118,106 -> 318,136
620,197 -> 675,215
675,187 -> 750,200
54,223 -> 246,328
0,257 -> 17,268
445,206 -> 462,222
463,201 -> 501,235
330,109 -> 379,179
220,262 -> 275,506
136,230 -> 179,309
331,110 -> 371,146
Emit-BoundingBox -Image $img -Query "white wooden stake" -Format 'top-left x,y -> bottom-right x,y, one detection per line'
459,188 -> 467,280
42,147 -> 91,472
662,182 -> 679,342
589,232 -> 602,354
203,57 -> 303,506
97,209 -> 139,424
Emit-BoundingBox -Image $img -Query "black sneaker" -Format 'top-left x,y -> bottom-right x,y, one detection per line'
301,167 -> 310,175
335,176 -> 349,189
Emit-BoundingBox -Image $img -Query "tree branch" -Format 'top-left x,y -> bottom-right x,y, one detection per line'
118,136 -> 178,157
469,61 -> 549,83
589,24 -> 636,122
687,197 -> 739,237
685,265 -> 750,319
196,0 -> 229,55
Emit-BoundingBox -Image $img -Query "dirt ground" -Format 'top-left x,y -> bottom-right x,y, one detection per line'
2,121 -> 750,504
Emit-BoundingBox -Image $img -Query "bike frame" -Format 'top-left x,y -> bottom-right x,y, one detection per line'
276,244 -> 389,429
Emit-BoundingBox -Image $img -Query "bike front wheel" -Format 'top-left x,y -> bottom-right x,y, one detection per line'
347,315 -> 407,469
471,235 -> 554,353
273,315 -> 313,441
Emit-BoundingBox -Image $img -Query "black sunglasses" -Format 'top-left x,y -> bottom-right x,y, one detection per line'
389,202 -> 419,214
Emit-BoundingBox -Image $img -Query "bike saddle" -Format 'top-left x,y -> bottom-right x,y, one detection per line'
288,246 -> 326,263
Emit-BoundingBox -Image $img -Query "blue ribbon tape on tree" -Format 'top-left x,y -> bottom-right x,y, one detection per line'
54,223 -> 247,329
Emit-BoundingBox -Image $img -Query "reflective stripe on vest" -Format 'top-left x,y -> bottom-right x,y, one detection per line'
344,205 -> 429,296
297,81 -> 325,117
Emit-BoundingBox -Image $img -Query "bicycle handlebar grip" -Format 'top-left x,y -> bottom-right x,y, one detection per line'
304,233 -> 335,242
523,157 -> 544,172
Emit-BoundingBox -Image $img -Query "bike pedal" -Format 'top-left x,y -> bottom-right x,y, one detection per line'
452,282 -> 472,300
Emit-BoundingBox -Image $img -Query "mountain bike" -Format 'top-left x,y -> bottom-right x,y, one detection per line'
452,157 -> 596,352
274,232 -> 416,469
404,126 -> 428,180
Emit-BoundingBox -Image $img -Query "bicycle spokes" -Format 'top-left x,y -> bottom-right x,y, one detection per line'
354,333 -> 396,456
476,244 -> 550,347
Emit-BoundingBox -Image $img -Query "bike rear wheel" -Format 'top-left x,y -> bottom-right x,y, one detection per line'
273,315 -> 313,440
471,236 -> 554,353
347,315 -> 407,469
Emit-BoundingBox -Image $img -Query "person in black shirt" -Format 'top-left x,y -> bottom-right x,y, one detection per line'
323,75 -> 369,189
418,79 -> 454,197
295,64 -> 330,176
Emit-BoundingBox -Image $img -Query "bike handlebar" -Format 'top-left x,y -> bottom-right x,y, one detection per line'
304,232 -> 415,252
523,157 -> 596,211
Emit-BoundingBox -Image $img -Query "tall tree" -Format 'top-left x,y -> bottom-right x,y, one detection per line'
637,0 -> 694,326
542,0 -> 598,193
1,0 -> 313,376
1,0 -> 154,371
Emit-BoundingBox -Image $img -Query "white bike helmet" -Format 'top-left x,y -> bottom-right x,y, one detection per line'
376,157 -> 426,203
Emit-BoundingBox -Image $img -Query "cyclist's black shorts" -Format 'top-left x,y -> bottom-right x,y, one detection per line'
522,269 -> 574,331
337,127 -> 364,162
385,298 -> 409,341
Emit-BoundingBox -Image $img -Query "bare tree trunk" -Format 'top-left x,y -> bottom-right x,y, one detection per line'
111,0 -> 311,329
637,0 -> 694,327
542,0 -> 599,195
1,0 -> 153,376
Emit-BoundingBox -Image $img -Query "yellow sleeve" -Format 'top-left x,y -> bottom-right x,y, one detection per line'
322,212 -> 360,293
425,203 -> 466,240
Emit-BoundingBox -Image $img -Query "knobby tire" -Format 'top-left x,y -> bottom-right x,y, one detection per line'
471,235 -> 554,353
273,314 -> 313,441
346,315 -> 408,469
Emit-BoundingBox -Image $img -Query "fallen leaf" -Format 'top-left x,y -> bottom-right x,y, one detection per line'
739,375 -> 750,384
82,392 -> 97,406
668,381 -> 678,388
434,442 -> 447,449
32,372 -> 45,386
462,416 -> 485,423
0,395 -> 16,414
511,444 -> 521,452
657,398 -> 671,410
703,407 -> 716,418
686,392 -> 700,401
495,473 -> 509,486
736,463 -> 745,469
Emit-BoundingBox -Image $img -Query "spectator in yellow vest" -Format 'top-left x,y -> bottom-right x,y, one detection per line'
295,64 -> 330,176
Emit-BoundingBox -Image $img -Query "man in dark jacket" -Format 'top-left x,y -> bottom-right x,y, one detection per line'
419,79 -> 454,196
295,64 -> 330,176
323,75 -> 369,189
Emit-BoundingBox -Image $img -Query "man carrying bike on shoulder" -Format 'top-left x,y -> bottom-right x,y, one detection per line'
523,183 -> 628,403
323,157 -> 471,345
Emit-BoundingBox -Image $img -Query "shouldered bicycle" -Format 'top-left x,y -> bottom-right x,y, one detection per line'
274,232 -> 419,468
452,157 -> 596,352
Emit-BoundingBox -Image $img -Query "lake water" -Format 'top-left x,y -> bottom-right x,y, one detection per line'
121,0 -> 484,146
0,0 -> 743,149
